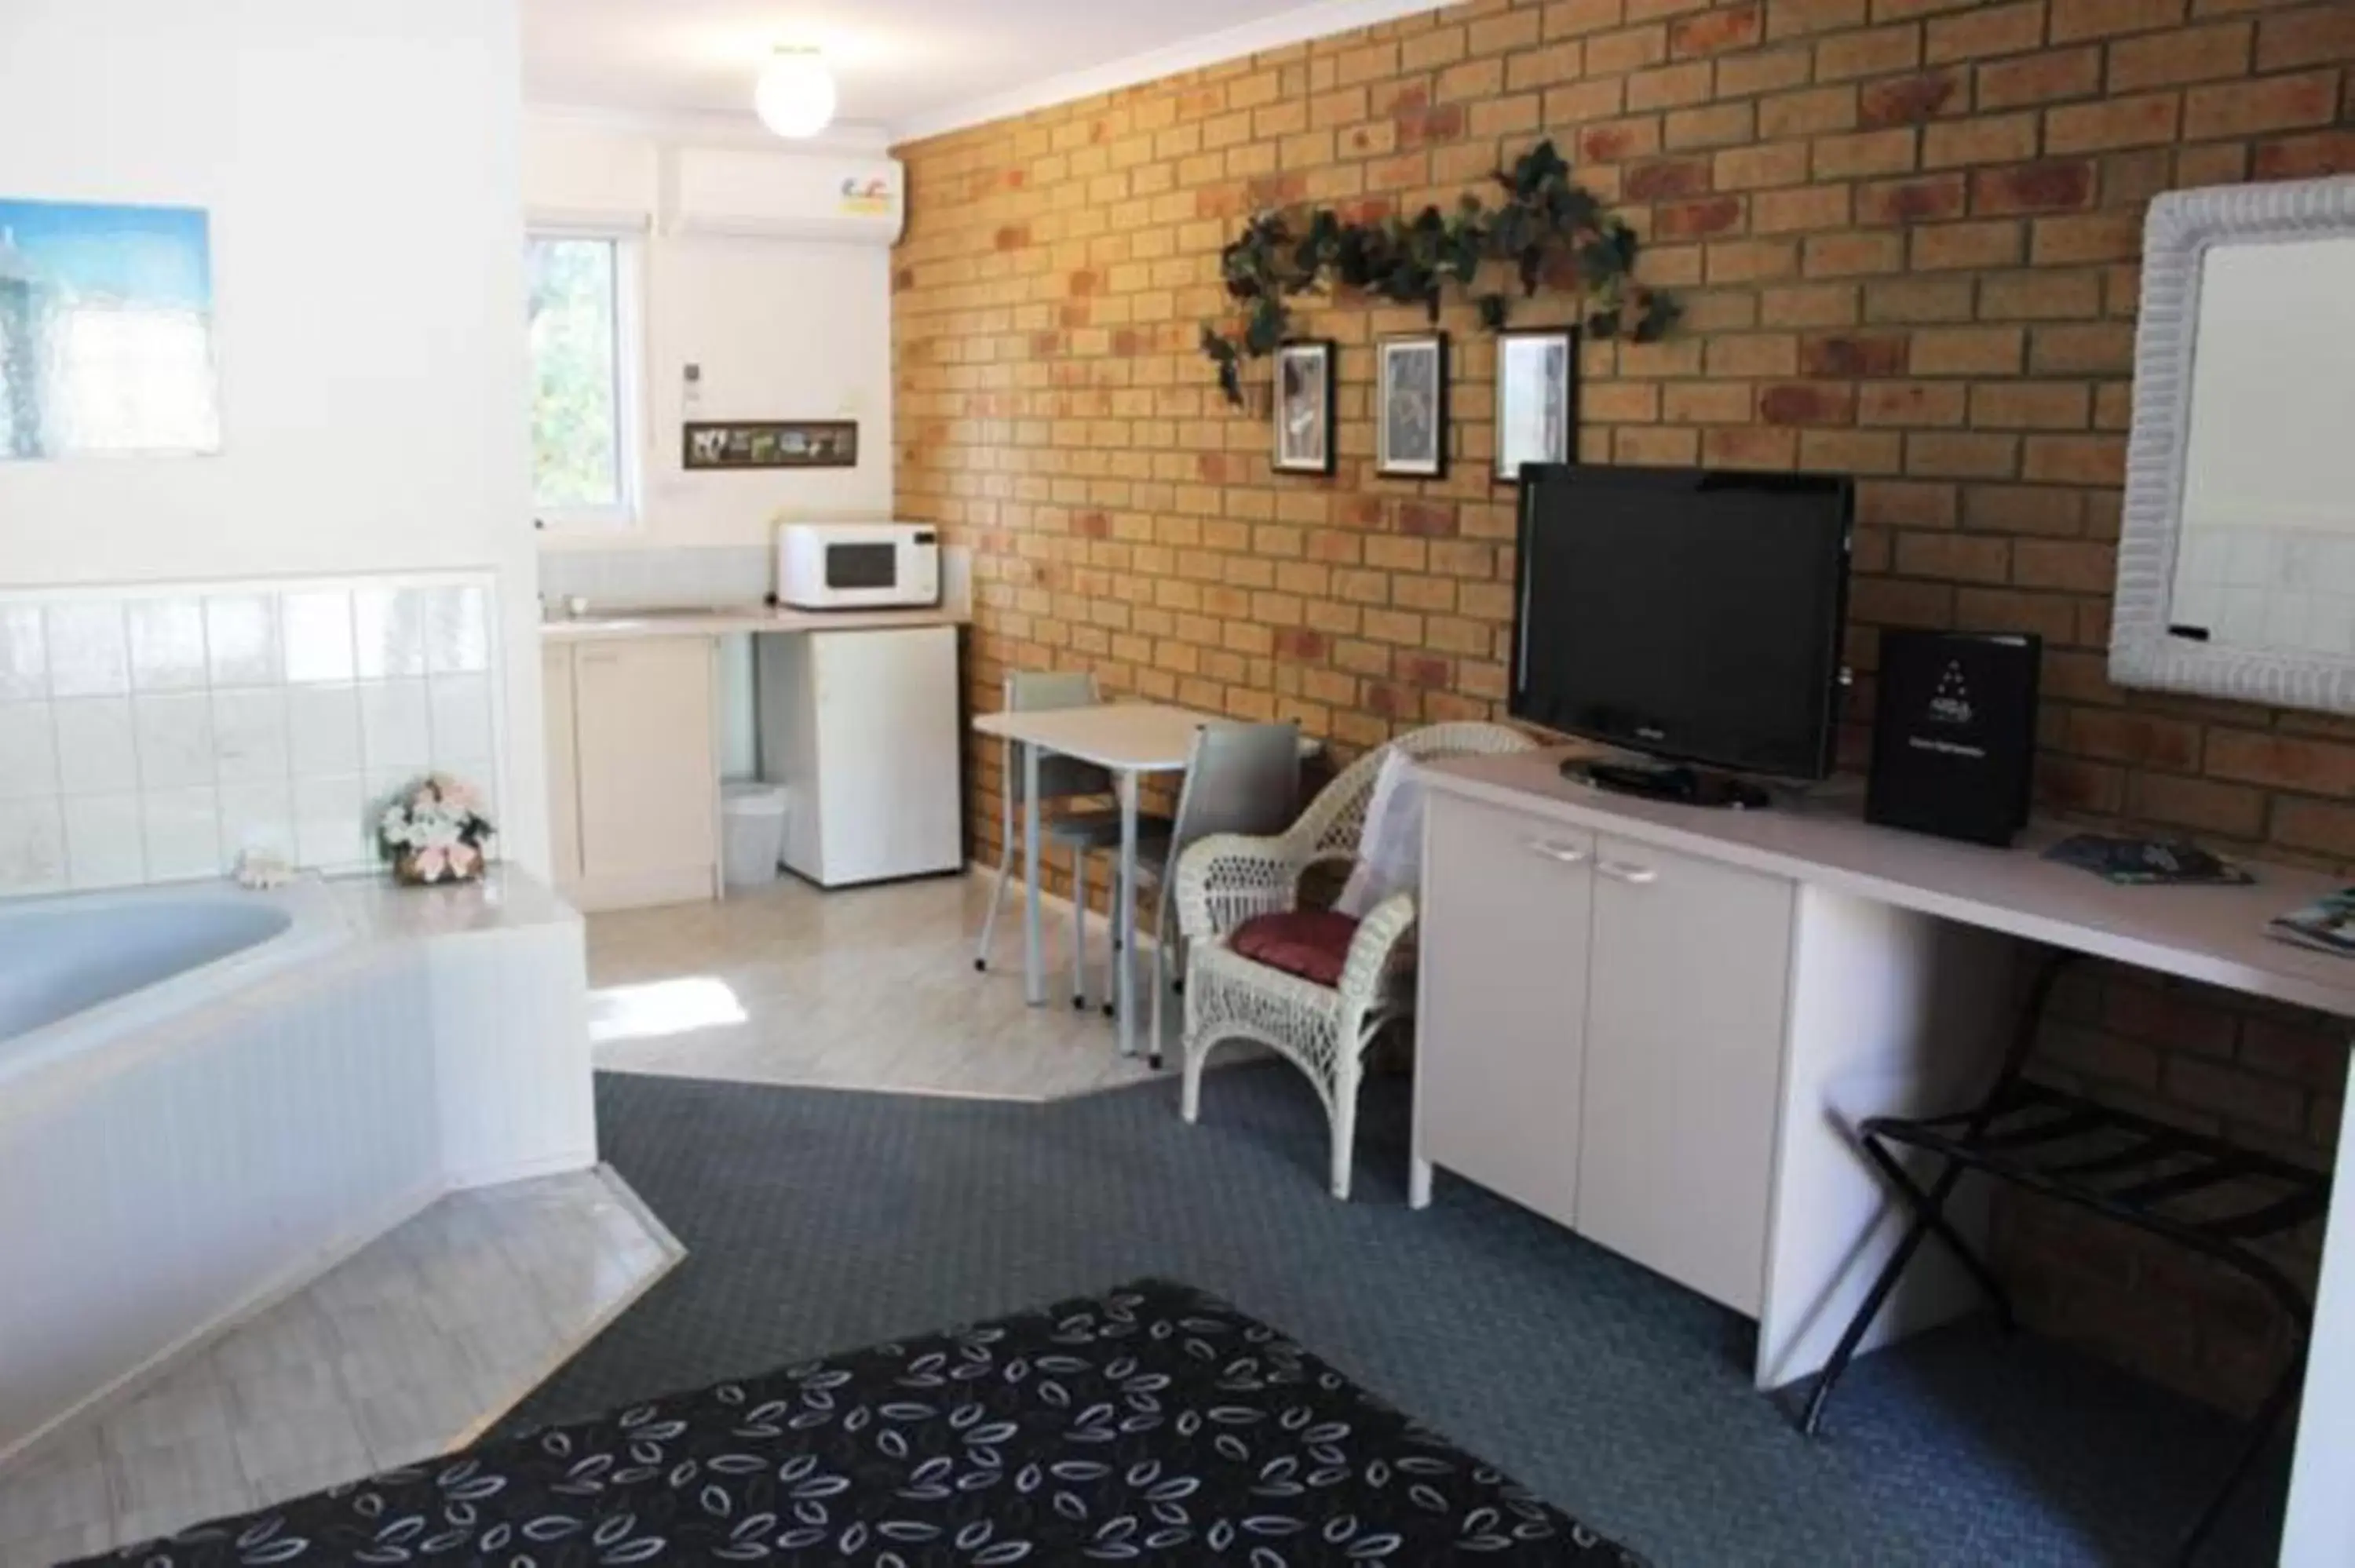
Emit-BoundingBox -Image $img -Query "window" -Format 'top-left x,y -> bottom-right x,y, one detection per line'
527,232 -> 641,529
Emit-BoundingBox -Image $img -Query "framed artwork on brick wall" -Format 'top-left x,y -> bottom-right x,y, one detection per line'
1376,332 -> 1448,480
1495,328 -> 1576,483
1272,339 -> 1335,476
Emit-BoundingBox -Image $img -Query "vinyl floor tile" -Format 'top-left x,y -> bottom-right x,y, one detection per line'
0,1168 -> 676,1559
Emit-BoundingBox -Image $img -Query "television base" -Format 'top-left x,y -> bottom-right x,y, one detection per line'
1567,759 -> 1773,811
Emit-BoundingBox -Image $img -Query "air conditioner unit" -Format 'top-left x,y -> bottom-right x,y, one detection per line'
666,148 -> 906,246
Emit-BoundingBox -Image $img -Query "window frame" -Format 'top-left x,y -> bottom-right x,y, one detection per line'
526,224 -> 647,535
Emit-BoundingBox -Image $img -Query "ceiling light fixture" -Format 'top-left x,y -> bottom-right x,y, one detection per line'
755,45 -> 838,139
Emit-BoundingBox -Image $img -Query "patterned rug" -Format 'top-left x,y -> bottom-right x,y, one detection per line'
72,1279 -> 1642,1566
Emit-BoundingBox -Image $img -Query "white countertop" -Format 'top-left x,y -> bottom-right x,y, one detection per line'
326,865 -> 581,940
540,604 -> 966,643
1424,748 -> 2355,1021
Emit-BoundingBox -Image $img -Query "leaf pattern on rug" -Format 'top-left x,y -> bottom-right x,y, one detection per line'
78,1279 -> 1645,1566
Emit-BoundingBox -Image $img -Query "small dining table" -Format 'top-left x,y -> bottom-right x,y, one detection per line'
969,702 -> 1255,1063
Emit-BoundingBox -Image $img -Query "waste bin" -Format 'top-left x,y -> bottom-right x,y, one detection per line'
721,782 -> 788,890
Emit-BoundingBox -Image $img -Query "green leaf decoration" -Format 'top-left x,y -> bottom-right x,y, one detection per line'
1517,244 -> 1545,297
1244,296 -> 1287,356
1196,136 -> 1675,401
1635,290 -> 1682,344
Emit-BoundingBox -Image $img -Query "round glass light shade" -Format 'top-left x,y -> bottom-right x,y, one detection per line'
755,47 -> 837,139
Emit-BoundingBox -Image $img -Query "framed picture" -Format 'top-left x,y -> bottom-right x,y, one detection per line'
1376,332 -> 1449,480
1495,328 -> 1578,483
682,420 -> 858,471
0,198 -> 220,460
1272,340 -> 1336,476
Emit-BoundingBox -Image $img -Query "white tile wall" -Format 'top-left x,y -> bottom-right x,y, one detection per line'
45,604 -> 130,698
54,701 -> 138,795
535,545 -> 772,612
0,578 -> 503,897
0,800 -> 66,890
127,600 -> 209,692
205,596 -> 281,688
0,607 -> 46,701
0,703 -> 59,800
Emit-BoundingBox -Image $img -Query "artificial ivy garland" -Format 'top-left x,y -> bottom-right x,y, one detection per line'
1199,139 -> 1679,407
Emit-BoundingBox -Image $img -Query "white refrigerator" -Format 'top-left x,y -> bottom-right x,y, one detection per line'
756,625 -> 963,888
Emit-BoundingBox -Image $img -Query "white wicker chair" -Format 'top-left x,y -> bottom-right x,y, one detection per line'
1174,721 -> 1540,1199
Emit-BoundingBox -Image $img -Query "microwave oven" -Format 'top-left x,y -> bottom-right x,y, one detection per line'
776,523 -> 940,611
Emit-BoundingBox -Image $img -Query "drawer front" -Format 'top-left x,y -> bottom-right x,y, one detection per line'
1413,793 -> 1596,1228
1578,835 -> 1795,1316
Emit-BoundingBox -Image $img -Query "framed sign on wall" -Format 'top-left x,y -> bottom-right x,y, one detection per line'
682,419 -> 858,471
0,198 -> 221,460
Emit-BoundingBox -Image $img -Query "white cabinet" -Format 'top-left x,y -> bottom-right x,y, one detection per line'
1578,835 -> 1794,1316
545,637 -> 719,911
1415,797 -> 1594,1227
1414,793 -> 1795,1318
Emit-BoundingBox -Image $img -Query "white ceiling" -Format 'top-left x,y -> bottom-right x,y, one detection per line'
520,0 -> 1446,144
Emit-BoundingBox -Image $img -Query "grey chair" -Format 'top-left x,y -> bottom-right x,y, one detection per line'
972,672 -> 1165,1009
1126,720 -> 1302,1067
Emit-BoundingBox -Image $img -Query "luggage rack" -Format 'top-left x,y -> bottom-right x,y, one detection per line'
1799,954 -> 2329,1565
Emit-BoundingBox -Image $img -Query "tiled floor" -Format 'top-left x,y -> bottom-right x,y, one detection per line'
586,870 -> 1181,1101
0,1168 -> 678,1567
0,873 -> 1179,1565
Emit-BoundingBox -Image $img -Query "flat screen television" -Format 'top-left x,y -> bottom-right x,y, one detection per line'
1510,464 -> 1854,783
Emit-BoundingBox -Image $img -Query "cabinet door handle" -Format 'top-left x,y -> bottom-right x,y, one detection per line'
1596,860 -> 1658,885
1526,839 -> 1590,866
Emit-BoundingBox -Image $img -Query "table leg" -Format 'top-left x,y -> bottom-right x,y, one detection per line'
1023,742 -> 1043,1008
1116,769 -> 1139,1058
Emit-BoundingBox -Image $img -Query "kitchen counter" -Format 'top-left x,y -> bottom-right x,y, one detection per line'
539,604 -> 966,644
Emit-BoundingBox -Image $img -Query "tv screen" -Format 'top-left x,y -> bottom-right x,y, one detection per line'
1510,465 -> 1853,781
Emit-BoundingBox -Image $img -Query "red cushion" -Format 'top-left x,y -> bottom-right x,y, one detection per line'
1229,909 -> 1361,988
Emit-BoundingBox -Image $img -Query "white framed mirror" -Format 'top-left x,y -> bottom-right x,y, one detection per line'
2110,176 -> 2355,715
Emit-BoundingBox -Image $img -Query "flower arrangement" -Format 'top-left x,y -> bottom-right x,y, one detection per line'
378,774 -> 496,886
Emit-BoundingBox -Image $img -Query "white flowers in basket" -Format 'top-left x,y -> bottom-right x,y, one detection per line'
378,774 -> 496,886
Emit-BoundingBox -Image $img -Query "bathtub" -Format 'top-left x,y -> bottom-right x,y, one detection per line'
0,870 -> 593,1464
0,880 -> 348,1087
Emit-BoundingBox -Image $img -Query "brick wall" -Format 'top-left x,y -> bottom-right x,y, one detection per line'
892,0 -> 2354,1409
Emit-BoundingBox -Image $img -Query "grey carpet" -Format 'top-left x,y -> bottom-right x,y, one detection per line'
507,1063 -> 2286,1566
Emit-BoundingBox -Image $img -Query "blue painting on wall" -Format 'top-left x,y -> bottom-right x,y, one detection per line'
0,199 -> 221,459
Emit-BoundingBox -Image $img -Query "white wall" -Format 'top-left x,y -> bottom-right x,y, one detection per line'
524,114 -> 896,555
0,0 -> 549,874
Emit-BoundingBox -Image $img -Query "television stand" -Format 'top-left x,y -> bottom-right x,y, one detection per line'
1568,758 -> 1772,811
